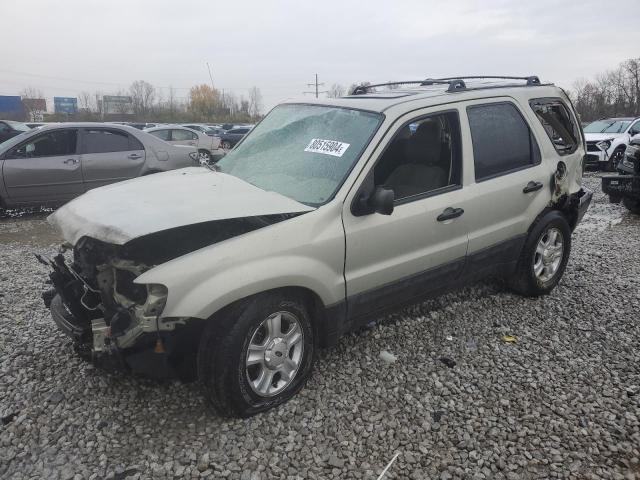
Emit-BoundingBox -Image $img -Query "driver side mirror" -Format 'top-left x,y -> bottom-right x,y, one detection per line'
352,186 -> 395,216
631,134 -> 640,146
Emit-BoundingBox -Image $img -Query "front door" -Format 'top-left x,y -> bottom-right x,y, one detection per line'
342,109 -> 470,320
79,128 -> 146,189
2,128 -> 84,205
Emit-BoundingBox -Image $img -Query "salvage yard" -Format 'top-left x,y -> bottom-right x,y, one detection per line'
0,173 -> 639,479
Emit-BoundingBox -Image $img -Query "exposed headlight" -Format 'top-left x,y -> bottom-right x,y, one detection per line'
143,284 -> 168,316
596,139 -> 613,151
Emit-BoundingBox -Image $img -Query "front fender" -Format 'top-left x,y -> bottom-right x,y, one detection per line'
134,204 -> 346,320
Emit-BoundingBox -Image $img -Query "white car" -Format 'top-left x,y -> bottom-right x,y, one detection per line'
43,76 -> 591,417
583,117 -> 640,171
145,125 -> 221,163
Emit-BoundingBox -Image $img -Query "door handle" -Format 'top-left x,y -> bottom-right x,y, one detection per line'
128,153 -> 142,160
63,158 -> 78,164
523,181 -> 543,193
437,207 -> 464,222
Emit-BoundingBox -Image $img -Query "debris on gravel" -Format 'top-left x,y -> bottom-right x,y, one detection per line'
1,173 -> 639,479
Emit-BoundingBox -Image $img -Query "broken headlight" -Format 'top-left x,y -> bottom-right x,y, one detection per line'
143,284 -> 168,317
596,139 -> 613,151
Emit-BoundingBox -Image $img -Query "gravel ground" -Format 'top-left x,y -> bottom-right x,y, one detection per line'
1,174 -> 639,480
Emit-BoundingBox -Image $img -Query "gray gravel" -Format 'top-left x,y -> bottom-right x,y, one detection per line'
1,173 -> 639,479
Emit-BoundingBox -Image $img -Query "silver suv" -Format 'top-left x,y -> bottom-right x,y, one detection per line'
43,76 -> 592,417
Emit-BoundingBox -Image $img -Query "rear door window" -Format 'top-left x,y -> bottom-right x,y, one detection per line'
83,129 -> 132,154
172,129 -> 197,141
529,98 -> 579,154
467,102 -> 540,181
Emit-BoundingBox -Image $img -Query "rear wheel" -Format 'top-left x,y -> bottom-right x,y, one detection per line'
622,197 -> 640,215
197,292 -> 316,417
509,211 -> 571,296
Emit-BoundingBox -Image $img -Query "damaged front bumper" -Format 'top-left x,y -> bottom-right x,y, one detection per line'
40,248 -> 192,378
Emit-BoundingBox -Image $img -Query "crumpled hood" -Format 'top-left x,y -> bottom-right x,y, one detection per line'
49,167 -> 315,245
584,132 -> 626,141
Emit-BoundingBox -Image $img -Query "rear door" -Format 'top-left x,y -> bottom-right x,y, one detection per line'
80,128 -> 146,189
2,128 -> 83,204
460,99 -> 550,272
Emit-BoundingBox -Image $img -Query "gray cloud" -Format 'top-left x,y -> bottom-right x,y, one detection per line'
1,0 -> 638,112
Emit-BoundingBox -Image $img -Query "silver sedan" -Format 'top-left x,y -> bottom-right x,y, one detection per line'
0,122 -> 199,209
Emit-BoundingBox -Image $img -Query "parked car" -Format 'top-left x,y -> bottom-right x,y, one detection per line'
0,123 -> 199,208
145,125 -> 222,163
43,76 -> 591,417
219,126 -> 251,149
583,117 -> 640,171
602,136 -> 640,214
0,120 -> 30,142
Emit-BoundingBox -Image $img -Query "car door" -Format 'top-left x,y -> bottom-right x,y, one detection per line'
1,128 -> 84,204
460,98 -> 551,271
80,128 -> 146,189
170,128 -> 198,147
342,108 -> 471,320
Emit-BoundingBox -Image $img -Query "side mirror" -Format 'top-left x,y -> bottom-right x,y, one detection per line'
630,134 -> 640,146
353,186 -> 395,216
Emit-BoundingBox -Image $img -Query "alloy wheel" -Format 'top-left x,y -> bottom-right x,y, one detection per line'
533,227 -> 564,282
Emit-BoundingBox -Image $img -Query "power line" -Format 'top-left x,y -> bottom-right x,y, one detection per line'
303,73 -> 327,98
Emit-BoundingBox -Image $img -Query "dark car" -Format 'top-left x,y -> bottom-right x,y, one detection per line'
602,137 -> 640,214
0,120 -> 31,143
219,127 -> 251,149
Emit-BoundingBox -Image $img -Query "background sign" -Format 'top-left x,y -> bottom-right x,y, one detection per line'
103,95 -> 133,115
54,97 -> 78,114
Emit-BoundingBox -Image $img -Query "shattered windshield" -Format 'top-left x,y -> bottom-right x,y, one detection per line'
584,120 -> 631,133
216,104 -> 382,205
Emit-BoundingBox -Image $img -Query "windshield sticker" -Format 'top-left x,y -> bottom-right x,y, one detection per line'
304,138 -> 350,157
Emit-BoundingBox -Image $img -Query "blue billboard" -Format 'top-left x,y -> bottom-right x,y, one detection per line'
0,95 -> 23,114
54,97 -> 78,114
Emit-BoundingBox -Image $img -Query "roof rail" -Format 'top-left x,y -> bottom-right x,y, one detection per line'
351,75 -> 541,95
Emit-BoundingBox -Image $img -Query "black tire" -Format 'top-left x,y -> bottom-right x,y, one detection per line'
607,147 -> 625,172
509,210 -> 571,296
197,291 -> 316,417
222,140 -> 232,150
622,197 -> 640,215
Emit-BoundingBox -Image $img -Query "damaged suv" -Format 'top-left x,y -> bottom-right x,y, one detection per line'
42,76 -> 592,417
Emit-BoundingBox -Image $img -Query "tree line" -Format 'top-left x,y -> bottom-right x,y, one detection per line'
21,81 -> 264,124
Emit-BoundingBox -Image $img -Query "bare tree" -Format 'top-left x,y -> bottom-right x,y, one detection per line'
326,83 -> 345,98
130,80 -> 156,120
248,87 -> 263,118
78,91 -> 93,112
20,86 -> 46,121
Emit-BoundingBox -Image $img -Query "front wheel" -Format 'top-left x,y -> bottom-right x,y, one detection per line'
509,211 -> 571,296
622,197 -> 640,215
607,148 -> 625,172
197,292 -> 316,417
198,149 -> 211,164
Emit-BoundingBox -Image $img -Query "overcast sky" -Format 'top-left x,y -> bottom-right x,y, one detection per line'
1,0 -> 639,113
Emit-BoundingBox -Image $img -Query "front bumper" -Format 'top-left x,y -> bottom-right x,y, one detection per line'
602,175 -> 640,203
585,150 -> 606,167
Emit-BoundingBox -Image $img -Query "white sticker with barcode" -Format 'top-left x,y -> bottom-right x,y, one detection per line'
304,138 -> 350,157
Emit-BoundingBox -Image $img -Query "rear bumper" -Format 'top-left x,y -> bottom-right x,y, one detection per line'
573,187 -> 593,226
602,175 -> 640,203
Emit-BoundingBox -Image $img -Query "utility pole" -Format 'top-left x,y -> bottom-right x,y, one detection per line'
303,73 -> 327,98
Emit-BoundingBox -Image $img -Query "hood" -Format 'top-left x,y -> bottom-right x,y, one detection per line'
584,132 -> 626,141
49,167 -> 315,245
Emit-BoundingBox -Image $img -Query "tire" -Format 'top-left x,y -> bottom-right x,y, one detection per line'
509,210 -> 571,297
198,149 -> 211,163
197,291 -> 316,417
607,147 -> 625,172
222,140 -> 232,150
622,197 -> 640,215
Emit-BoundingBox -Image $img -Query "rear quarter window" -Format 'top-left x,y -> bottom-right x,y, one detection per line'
529,98 -> 579,155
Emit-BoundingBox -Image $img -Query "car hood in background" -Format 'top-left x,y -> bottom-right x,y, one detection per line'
584,133 -> 626,141
49,167 -> 315,245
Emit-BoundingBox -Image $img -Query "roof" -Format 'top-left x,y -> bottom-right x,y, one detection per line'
283,78 -> 563,114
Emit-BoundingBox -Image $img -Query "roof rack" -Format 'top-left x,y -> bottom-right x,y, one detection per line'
351,76 -> 541,95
